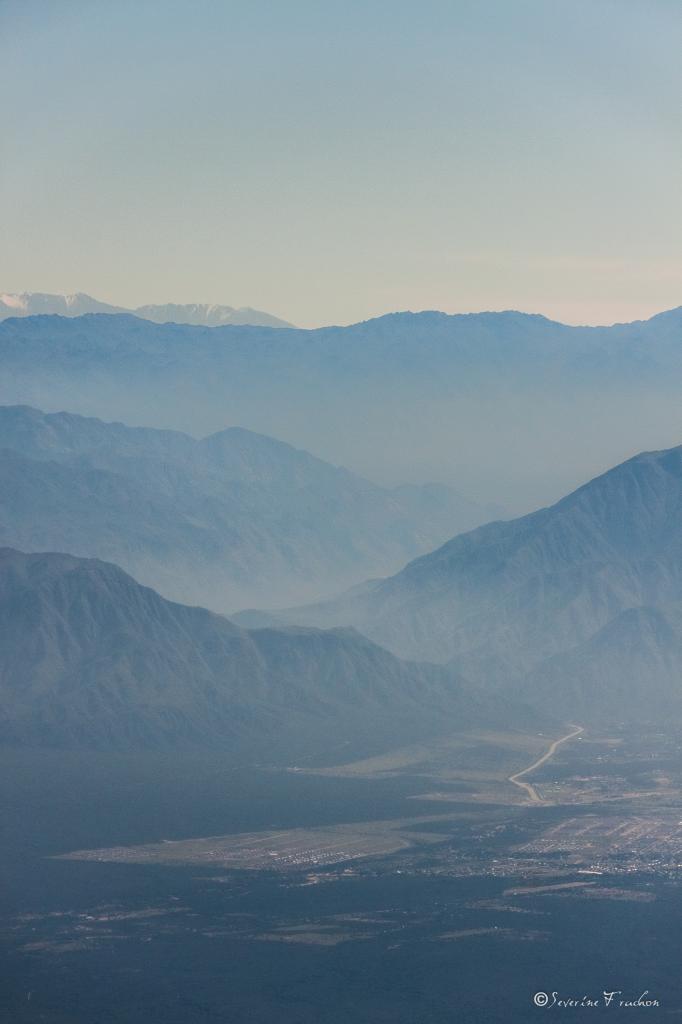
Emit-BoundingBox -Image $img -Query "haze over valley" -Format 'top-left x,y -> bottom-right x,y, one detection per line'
257,442 -> 682,724
0,404 -> 496,609
4,1 -> 682,1019
3,307 -> 682,510
5,301 -> 682,1023
3,305 -> 682,755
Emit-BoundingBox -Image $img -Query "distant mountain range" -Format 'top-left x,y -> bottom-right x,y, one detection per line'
244,444 -> 682,722
2,307 -> 682,508
0,548 -> 517,753
0,292 -> 293,328
0,405 -> 497,609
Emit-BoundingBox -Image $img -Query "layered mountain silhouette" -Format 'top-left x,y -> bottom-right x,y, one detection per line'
2,307 -> 682,507
0,405 -> 494,609
0,548 -> 512,753
0,292 -> 292,327
251,445 -> 682,722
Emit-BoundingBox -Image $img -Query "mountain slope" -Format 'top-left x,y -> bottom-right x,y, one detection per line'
134,302 -> 292,328
0,548 -> 499,754
0,405 -> 494,609
0,292 -> 292,328
1,307 -> 682,507
265,445 -> 682,721
0,292 -> 126,317
522,605 -> 682,719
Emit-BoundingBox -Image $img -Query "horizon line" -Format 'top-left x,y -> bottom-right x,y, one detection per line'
1,292 -> 682,332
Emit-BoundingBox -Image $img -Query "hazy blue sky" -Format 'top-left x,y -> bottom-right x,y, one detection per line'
1,0 -> 680,327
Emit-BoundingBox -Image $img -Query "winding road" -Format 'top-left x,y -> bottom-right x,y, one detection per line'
508,724 -> 584,803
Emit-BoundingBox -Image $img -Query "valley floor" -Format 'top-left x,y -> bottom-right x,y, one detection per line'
4,722 -> 682,1022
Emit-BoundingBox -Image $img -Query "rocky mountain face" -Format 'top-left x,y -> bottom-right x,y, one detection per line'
2,307 -> 682,508
0,548 -> 509,754
0,405 -> 494,610
260,446 -> 682,722
0,292 -> 292,327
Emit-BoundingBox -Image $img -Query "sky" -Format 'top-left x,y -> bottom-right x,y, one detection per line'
1,0 -> 681,328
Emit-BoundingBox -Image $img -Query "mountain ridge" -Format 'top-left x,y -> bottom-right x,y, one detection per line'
0,547 -> 525,754
0,404 -> 497,610
0,292 -> 293,328
249,443 -> 682,722
3,305 -> 682,508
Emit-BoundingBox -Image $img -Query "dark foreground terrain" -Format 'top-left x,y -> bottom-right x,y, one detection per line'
2,731 -> 682,1023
